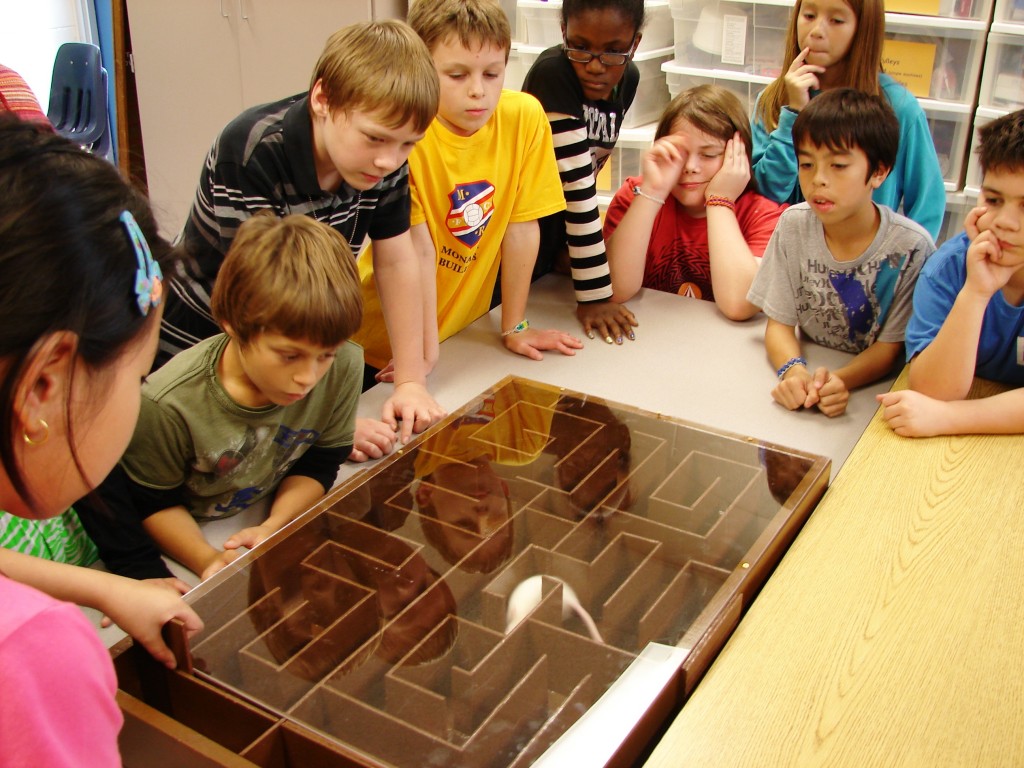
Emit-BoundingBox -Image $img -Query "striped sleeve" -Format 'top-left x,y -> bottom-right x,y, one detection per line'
549,114 -> 614,304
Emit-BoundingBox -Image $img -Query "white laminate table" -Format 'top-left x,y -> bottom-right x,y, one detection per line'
354,274 -> 896,482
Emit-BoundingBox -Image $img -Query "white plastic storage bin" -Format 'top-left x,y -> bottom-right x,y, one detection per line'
663,61 -> 773,113
504,48 -> 525,92
499,0 -> 521,43
882,14 -> 987,104
977,24 -> 1024,112
518,0 -> 562,48
518,0 -> 673,52
622,48 -> 675,127
515,45 -> 673,128
669,0 -> 791,78
936,190 -> 975,246
887,0 -> 993,21
595,125 -> 657,194
963,106 -> 1009,195
512,43 -> 545,83
920,99 -> 974,192
992,0 -> 1024,23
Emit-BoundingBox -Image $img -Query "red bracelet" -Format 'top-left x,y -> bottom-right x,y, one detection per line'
705,195 -> 736,210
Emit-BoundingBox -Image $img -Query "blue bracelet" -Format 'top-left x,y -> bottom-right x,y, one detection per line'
776,356 -> 807,379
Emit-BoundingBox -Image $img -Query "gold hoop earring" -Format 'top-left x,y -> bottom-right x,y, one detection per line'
23,419 -> 49,446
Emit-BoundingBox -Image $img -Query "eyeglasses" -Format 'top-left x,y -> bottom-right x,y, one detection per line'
562,35 -> 637,67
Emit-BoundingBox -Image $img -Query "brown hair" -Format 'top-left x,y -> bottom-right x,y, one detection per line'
310,19 -> 439,133
656,84 -> 757,194
755,0 -> 885,132
210,213 -> 362,349
978,108 -> 1024,176
408,0 -> 512,58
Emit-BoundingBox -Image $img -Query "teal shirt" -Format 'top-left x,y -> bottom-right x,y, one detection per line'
751,73 -> 945,241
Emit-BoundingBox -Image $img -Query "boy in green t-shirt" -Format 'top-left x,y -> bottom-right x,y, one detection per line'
85,213 -> 364,581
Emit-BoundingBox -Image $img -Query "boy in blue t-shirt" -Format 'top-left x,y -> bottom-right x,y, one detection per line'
879,109 -> 1024,437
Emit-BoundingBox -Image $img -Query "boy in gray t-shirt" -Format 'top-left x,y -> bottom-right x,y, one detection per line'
748,89 -> 934,417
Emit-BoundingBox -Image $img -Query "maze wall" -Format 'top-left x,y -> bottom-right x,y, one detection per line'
119,377 -> 829,768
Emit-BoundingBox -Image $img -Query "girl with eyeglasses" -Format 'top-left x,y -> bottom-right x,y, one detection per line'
520,0 -> 643,346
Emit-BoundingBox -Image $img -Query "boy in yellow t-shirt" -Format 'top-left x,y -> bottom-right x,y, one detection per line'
354,0 -> 583,377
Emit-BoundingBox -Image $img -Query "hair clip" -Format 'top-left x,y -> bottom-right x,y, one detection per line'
120,210 -> 163,316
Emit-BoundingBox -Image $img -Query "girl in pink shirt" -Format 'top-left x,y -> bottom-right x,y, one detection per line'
0,115 -> 202,766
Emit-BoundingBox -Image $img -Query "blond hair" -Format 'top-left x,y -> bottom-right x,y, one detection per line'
310,19 -> 439,133
755,0 -> 885,132
210,213 -> 362,348
408,0 -> 512,58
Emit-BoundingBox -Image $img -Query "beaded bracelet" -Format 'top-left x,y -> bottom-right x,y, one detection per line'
632,185 -> 665,206
705,195 -> 736,211
501,319 -> 530,337
776,356 -> 807,379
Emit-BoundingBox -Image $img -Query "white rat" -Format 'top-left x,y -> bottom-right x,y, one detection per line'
504,575 -> 604,643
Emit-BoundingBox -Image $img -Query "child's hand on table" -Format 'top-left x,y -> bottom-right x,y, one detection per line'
198,549 -> 245,583
772,365 -> 849,417
813,369 -> 849,417
382,382 -> 447,445
349,416 -> 399,462
576,300 -> 638,345
223,523 -> 276,553
877,389 -> 949,437
503,327 -> 583,360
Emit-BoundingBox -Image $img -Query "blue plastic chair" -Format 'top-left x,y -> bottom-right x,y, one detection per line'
46,42 -> 108,149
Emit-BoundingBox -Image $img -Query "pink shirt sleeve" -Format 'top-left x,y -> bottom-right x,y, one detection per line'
0,577 -> 122,767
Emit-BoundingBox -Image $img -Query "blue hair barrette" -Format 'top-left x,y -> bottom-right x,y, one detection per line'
120,210 -> 163,316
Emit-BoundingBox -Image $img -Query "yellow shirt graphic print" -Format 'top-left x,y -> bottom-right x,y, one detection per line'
446,181 -> 495,251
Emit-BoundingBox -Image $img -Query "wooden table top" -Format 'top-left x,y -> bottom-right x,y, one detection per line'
644,371 -> 1024,766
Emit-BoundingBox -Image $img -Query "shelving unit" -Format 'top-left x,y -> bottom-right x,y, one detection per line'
959,0 -> 1024,202
509,0 -> 1008,242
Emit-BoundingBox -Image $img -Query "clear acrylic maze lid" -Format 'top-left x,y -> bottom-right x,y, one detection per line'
181,376 -> 829,768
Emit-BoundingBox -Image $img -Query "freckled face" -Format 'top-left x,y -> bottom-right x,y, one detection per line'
665,119 -> 727,215
432,36 -> 506,137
